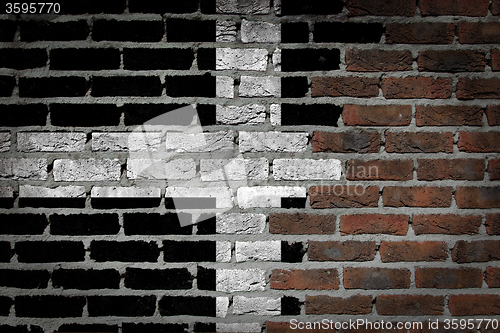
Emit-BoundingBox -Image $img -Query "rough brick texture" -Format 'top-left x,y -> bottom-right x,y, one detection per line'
1,0 -> 499,330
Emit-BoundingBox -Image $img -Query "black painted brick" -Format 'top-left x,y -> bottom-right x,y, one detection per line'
0,270 -> 50,289
198,48 -> 216,70
87,296 -> 156,317
0,49 -> 48,70
50,104 -> 121,127
282,77 -> 309,97
314,22 -> 385,43
52,269 -> 120,290
197,266 -> 216,291
163,240 -> 216,262
19,77 -> 88,97
0,214 -> 47,235
167,19 -> 216,42
166,74 -> 216,97
196,214 -> 217,234
282,296 -> 301,315
50,214 -> 120,235
50,49 -> 120,70
282,241 -> 305,263
0,296 -> 13,316
0,242 -> 11,262
90,241 -> 159,262
56,324 -> 119,333
124,213 -> 192,235
282,23 -> 310,43
0,105 -> 48,127
15,296 -> 85,318
15,241 -> 85,263
129,0 -> 198,13
124,268 -> 193,290
159,296 -> 215,316
63,0 -> 126,14
18,198 -> 86,208
280,0 -> 343,15
0,76 -> 15,97
20,21 -> 89,41
281,104 -> 342,126
281,49 -> 341,71
92,76 -> 162,97
122,323 -> 189,333
93,20 -> 164,42
124,48 -> 194,70
194,323 -> 216,332
0,20 -> 17,42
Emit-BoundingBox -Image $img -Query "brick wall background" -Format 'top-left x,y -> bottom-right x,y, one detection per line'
0,0 -> 500,332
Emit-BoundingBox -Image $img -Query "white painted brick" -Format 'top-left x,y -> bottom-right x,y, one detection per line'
239,131 -> 307,153
92,132 -> 161,152
0,186 -> 14,198
53,159 -> 121,182
216,297 -> 229,318
0,132 -> 10,152
20,185 -> 86,198
216,48 -> 268,71
216,269 -> 266,292
236,240 -> 281,262
233,296 -> 281,315
216,20 -> 237,42
216,323 -> 261,333
274,159 -> 342,180
17,132 -> 86,152
270,104 -> 281,126
0,159 -> 47,180
239,76 -> 281,97
91,186 -> 161,198
216,213 -> 266,234
164,187 -> 233,208
273,48 -> 281,71
216,105 -> 265,125
216,76 -> 234,98
237,186 -> 306,208
216,241 -> 231,262
241,20 -> 280,43
165,131 -> 234,152
274,0 -> 281,15
127,159 -> 195,180
201,158 -> 268,181
216,0 -> 270,14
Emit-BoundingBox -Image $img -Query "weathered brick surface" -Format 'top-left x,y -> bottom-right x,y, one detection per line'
2,1 -> 500,329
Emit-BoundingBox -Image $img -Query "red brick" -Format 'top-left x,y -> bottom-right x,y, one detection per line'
346,159 -> 413,181
420,0 -> 489,16
457,78 -> 500,99
343,105 -> 412,126
491,49 -> 500,71
455,186 -> 500,208
271,269 -> 339,290
269,213 -> 335,234
381,77 -> 452,99
493,0 -> 500,15
312,131 -> 381,153
415,267 -> 482,288
308,241 -> 376,261
449,294 -> 500,315
344,267 -> 410,289
452,240 -> 500,262
340,214 -> 409,235
458,132 -> 500,152
312,77 -> 379,97
486,105 -> 500,125
488,159 -> 500,180
346,50 -> 413,72
310,186 -> 379,209
418,50 -> 486,72
385,132 -> 453,153
346,0 -> 415,16
417,159 -> 484,180
266,321 -> 334,333
305,295 -> 372,315
383,186 -> 453,208
485,267 -> 500,287
413,214 -> 482,235
380,241 -> 448,262
486,213 -> 500,235
415,105 -> 483,126
386,23 -> 454,44
376,295 -> 444,315
458,22 -> 500,44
